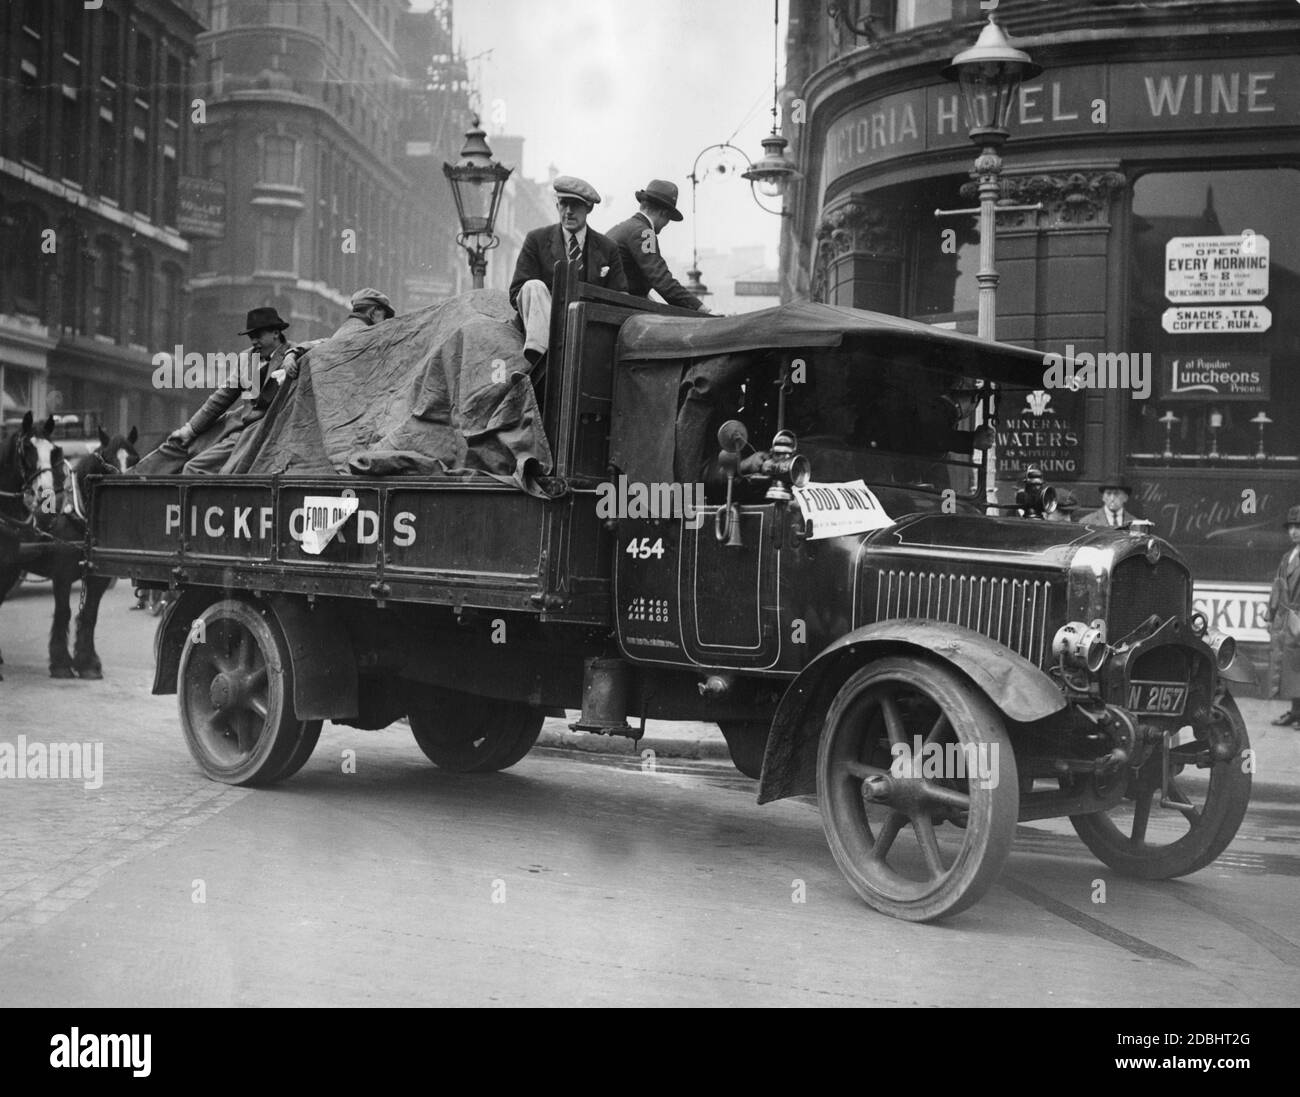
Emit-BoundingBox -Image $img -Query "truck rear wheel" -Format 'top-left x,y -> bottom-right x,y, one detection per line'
1069,696 -> 1251,879
178,599 -> 322,786
408,689 -> 543,773
816,657 -> 1018,922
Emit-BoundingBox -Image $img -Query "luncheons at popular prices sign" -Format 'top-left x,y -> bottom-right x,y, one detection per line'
1162,354 -> 1269,401
1165,234 -> 1269,303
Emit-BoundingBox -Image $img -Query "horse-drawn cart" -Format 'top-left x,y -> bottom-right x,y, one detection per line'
87,275 -> 1257,921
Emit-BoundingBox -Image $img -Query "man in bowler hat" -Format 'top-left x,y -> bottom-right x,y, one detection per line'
1267,505 -> 1300,726
1080,477 -> 1138,529
509,175 -> 627,365
607,180 -> 709,312
167,306 -> 295,474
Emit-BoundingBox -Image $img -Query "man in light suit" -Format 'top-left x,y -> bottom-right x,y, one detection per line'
607,179 -> 708,312
1080,479 -> 1138,529
509,175 -> 628,365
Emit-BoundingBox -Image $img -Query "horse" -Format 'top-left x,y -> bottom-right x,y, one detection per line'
0,412 -> 139,680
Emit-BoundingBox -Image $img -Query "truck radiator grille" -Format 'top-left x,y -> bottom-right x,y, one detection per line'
1108,557 -> 1191,640
874,570 -> 1052,665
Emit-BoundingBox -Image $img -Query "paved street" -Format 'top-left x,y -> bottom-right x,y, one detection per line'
1,583 -> 1298,1007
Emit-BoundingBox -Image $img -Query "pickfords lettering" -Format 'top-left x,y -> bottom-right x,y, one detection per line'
162,503 -> 417,546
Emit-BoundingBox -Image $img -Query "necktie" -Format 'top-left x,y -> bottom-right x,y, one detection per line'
567,233 -> 581,267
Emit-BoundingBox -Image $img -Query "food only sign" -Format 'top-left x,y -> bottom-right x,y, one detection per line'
1165,234 -> 1269,303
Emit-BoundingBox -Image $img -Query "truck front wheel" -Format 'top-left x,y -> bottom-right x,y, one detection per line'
408,689 -> 543,773
816,657 -> 1018,922
178,599 -> 322,786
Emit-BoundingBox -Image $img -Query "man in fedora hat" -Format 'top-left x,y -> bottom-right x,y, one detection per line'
166,305 -> 295,474
1266,505 -> 1300,726
607,180 -> 709,312
333,287 -> 396,339
509,175 -> 627,366
1080,477 -> 1138,530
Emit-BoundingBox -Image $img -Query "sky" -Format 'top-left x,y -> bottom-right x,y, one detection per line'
414,0 -> 788,285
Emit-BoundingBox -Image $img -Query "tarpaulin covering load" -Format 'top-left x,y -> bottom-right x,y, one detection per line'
168,290 -> 552,493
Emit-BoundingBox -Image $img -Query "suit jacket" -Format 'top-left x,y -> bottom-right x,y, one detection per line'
185,343 -> 288,436
607,213 -> 703,310
1079,506 -> 1133,530
509,224 -> 628,309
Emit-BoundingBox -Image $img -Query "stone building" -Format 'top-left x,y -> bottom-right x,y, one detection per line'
0,0 -> 205,442
781,0 -> 1300,659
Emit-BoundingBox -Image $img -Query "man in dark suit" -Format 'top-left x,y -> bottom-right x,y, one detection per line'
607,179 -> 708,312
167,306 -> 296,474
1080,478 -> 1138,529
509,175 -> 627,365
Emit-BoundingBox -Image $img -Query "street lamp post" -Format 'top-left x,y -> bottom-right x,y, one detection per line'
442,117 -> 512,290
938,15 -> 1041,505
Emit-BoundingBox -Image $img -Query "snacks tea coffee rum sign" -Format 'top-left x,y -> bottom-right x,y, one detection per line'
1165,234 -> 1269,303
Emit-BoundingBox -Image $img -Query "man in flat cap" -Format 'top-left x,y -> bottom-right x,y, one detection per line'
166,305 -> 296,474
607,180 -> 708,312
333,287 -> 395,338
509,175 -> 627,365
1080,477 -> 1138,529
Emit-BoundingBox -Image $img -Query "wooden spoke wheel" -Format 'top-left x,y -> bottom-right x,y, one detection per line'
816,657 -> 1018,922
408,688 -> 543,773
1070,696 -> 1251,879
178,600 -> 321,786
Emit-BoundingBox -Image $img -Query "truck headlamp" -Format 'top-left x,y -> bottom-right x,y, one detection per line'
1205,629 -> 1236,672
1052,620 -> 1107,674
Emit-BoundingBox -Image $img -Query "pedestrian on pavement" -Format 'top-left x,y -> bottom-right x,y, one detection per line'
509,176 -> 628,366
167,306 -> 295,474
607,180 -> 710,312
1267,504 -> 1300,726
333,287 -> 396,338
1080,478 -> 1137,529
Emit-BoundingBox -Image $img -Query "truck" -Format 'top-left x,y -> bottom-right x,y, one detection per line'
87,268 -> 1256,922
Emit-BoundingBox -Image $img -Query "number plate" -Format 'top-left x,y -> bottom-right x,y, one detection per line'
1126,680 -> 1188,716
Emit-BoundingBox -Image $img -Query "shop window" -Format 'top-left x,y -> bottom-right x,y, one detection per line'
2,368 -> 34,419
905,176 -> 977,325
894,0 -> 951,31
1126,168 -> 1300,466
260,136 -> 297,186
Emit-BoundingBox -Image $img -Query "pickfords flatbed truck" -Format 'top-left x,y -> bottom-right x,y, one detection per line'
88,268 -> 1256,921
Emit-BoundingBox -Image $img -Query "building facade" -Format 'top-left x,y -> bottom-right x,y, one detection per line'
782,0 -> 1300,663
186,0 -> 471,355
0,0 -> 204,443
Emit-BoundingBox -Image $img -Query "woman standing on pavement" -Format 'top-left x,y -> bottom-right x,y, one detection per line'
1267,505 -> 1300,726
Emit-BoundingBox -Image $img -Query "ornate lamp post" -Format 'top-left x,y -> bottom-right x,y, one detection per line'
939,15 -> 1042,341
938,16 -> 1041,506
442,117 -> 512,289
